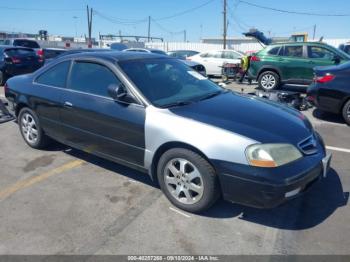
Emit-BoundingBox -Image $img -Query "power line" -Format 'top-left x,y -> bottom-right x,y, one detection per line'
93,10 -> 148,25
228,1 -> 317,36
238,0 -> 350,17
151,18 -> 184,35
155,0 -> 216,21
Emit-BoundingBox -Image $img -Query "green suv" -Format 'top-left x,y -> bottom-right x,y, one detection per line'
248,42 -> 350,90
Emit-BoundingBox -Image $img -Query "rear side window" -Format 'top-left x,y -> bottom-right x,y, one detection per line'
222,51 -> 241,59
267,46 -> 281,55
13,40 -> 40,49
307,46 -> 335,60
5,49 -> 35,57
282,46 -> 303,57
68,61 -> 120,97
36,61 -> 70,88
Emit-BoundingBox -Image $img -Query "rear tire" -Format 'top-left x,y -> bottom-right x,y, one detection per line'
342,99 -> 350,125
157,148 -> 220,213
18,108 -> 50,149
258,71 -> 280,91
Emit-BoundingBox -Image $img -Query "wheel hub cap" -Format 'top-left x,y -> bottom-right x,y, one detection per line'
21,113 -> 38,144
261,74 -> 276,89
164,158 -> 204,205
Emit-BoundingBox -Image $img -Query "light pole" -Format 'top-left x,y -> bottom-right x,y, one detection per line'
73,16 -> 78,37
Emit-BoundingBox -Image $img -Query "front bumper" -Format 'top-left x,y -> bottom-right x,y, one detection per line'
213,151 -> 331,209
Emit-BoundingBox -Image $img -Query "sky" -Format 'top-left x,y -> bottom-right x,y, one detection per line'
0,0 -> 349,42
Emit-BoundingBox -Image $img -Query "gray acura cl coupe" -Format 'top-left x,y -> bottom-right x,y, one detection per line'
5,51 -> 331,213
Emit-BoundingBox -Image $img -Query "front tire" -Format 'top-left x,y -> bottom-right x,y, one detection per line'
342,99 -> 350,125
258,71 -> 280,91
18,108 -> 50,149
157,148 -> 220,213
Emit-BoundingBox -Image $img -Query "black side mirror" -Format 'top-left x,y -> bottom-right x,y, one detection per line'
107,83 -> 137,104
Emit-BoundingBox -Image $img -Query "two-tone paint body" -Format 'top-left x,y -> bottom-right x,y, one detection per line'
5,52 -> 329,208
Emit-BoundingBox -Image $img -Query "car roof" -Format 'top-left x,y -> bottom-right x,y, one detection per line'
269,41 -> 329,46
56,50 -> 169,62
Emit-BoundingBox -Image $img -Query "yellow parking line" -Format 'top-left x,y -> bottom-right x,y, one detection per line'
0,159 -> 85,201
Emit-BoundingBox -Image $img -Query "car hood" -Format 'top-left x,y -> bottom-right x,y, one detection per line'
169,91 -> 313,146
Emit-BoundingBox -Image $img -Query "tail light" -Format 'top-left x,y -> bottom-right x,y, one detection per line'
37,49 -> 44,63
11,57 -> 21,64
250,56 -> 261,62
186,57 -> 192,61
37,49 -> 44,57
315,73 -> 335,83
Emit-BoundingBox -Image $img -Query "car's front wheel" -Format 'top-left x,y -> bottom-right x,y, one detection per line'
157,148 -> 220,213
342,99 -> 350,125
18,108 -> 50,149
258,71 -> 280,91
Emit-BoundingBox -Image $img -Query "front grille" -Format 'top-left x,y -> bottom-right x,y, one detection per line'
298,134 -> 318,155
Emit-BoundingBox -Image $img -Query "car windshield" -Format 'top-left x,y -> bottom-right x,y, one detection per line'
118,58 -> 223,107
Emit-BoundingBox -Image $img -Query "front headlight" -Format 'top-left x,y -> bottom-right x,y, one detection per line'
245,144 -> 302,168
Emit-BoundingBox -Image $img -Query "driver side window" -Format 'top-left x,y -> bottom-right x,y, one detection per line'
68,61 -> 121,97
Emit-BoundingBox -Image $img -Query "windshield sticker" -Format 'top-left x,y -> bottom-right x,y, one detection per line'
187,71 -> 207,80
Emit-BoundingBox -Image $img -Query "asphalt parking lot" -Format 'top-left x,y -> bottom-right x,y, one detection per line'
0,83 -> 349,255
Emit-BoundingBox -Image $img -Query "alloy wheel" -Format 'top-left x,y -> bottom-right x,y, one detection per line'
261,74 -> 276,90
164,158 -> 204,205
21,113 -> 39,144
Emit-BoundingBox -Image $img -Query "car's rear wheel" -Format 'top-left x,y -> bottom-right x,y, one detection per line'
157,148 -> 220,213
258,71 -> 280,91
18,108 -> 50,149
342,99 -> 350,125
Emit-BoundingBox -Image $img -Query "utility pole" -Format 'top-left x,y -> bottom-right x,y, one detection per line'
119,30 -> 123,42
73,16 -> 78,37
223,0 -> 227,49
148,16 -> 151,42
86,5 -> 93,48
313,24 -> 316,40
183,30 -> 187,42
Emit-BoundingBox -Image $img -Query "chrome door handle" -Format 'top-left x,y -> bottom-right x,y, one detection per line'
64,101 -> 73,108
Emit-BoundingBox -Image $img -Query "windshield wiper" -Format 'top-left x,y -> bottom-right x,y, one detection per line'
160,100 -> 194,108
197,90 -> 225,101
